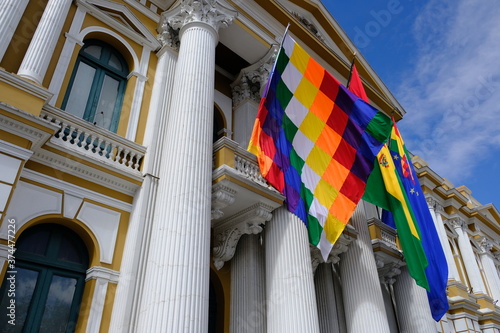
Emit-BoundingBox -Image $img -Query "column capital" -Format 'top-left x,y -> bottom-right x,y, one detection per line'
426,196 -> 437,209
231,45 -> 279,107
157,23 -> 180,50
479,236 -> 493,253
449,216 -> 466,230
212,202 -> 273,269
164,0 -> 237,36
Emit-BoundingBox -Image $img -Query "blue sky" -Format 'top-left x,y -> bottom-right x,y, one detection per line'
322,0 -> 500,208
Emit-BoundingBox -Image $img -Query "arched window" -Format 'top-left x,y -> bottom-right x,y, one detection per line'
0,224 -> 89,332
62,39 -> 129,132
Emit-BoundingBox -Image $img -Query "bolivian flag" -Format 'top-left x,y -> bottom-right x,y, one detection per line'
363,121 -> 449,321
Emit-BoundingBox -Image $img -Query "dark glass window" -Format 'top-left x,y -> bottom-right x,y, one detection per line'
62,40 -> 129,132
0,224 -> 89,332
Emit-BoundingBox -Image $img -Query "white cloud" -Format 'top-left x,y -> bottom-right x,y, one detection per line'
396,0 -> 500,182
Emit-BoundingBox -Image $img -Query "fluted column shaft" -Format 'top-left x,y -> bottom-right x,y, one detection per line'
265,207 -> 320,333
394,266 -> 437,333
340,201 -> 391,332
0,0 -> 29,61
314,264 -> 341,333
479,247 -> 500,301
230,234 -> 266,333
135,2 -> 235,330
428,200 -> 460,281
17,0 -> 71,84
109,46 -> 178,333
452,219 -> 487,294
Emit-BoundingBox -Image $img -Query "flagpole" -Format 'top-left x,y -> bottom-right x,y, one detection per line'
346,52 -> 357,88
261,23 -> 291,99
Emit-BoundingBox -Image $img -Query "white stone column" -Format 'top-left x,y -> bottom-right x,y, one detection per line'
394,266 -> 437,333
85,267 -> 120,333
427,198 -> 460,281
0,0 -> 29,61
135,2 -> 236,332
479,238 -> 500,302
109,45 -> 178,333
331,265 -> 347,333
340,201 -> 391,332
17,0 -> 72,84
314,263 -> 341,333
230,234 -> 266,333
265,207 -> 320,333
450,217 -> 487,294
47,5 -> 85,105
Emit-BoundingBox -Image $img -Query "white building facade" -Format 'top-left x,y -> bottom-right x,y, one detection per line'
0,0 -> 499,332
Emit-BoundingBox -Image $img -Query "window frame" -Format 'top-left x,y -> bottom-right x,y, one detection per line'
0,224 -> 89,333
62,39 -> 129,133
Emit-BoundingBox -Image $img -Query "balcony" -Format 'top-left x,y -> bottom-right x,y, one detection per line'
36,105 -> 146,196
211,137 -> 284,269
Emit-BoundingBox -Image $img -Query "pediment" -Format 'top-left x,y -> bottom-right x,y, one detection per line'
77,0 -> 161,50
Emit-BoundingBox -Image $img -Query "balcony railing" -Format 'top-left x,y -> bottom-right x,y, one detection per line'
213,136 -> 276,190
40,105 -> 146,175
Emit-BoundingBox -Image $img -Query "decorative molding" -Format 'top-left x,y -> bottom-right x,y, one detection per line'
0,141 -> 33,161
123,0 -> 161,22
86,266 -> 120,283
0,101 -> 58,151
375,252 -> 404,286
76,0 -> 161,50
211,183 -> 236,220
127,71 -> 149,81
231,45 -> 279,107
165,0 -> 237,34
0,68 -> 53,103
157,22 -> 180,50
212,202 -> 273,269
426,196 -> 437,210
21,169 -> 133,212
449,216 -> 466,230
30,149 -> 141,197
310,233 -> 353,272
479,236 -> 493,253
291,11 -> 325,43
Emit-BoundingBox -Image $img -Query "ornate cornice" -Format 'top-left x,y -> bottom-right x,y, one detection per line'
212,202 -> 273,269
231,45 -> 279,107
164,0 -> 237,35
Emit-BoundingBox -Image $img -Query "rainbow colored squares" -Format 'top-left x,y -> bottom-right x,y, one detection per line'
248,34 -> 391,258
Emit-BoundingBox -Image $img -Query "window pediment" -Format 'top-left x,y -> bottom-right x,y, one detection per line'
76,0 -> 162,50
